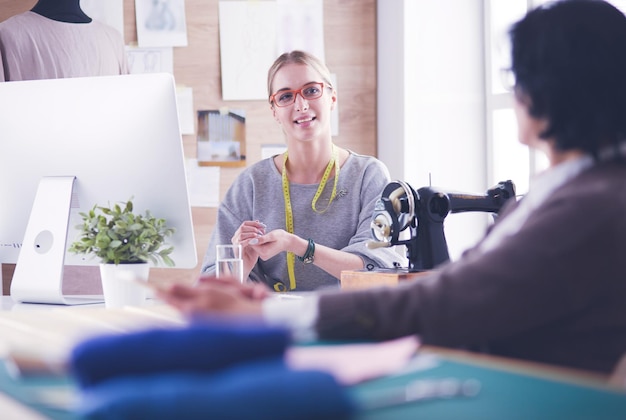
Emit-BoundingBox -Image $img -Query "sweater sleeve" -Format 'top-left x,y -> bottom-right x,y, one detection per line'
340,158 -> 407,269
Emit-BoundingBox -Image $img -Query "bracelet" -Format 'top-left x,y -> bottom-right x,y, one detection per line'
297,238 -> 315,264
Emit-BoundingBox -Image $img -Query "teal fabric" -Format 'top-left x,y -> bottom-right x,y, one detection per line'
0,361 -> 78,420
351,360 -> 626,420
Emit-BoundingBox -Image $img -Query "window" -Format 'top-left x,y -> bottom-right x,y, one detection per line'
485,0 -> 546,197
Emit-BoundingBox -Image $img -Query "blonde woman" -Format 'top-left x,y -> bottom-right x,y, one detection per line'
201,51 -> 404,292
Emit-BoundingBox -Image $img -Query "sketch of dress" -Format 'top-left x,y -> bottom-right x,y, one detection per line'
145,0 -> 176,31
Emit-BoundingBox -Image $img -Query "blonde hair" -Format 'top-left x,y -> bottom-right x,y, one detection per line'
267,50 -> 333,102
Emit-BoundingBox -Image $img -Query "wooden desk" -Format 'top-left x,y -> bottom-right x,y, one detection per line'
340,269 -> 431,290
0,296 -> 184,419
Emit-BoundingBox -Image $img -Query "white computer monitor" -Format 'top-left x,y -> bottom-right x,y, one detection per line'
0,73 -> 197,304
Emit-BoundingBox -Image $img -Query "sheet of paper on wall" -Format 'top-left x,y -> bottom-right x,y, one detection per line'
176,86 -> 195,135
135,0 -> 189,48
275,0 -> 325,61
125,45 -> 174,74
218,1 -> 277,100
185,159 -> 220,207
81,0 -> 124,37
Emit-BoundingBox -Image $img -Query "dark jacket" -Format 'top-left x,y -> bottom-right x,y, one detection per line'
316,162 -> 626,373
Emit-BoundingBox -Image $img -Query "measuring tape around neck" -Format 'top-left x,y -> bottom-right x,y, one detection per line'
312,146 -> 340,213
277,145 -> 340,291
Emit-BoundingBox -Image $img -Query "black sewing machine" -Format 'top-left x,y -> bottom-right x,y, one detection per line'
368,180 -> 516,271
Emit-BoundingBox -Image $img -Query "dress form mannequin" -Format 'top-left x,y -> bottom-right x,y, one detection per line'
31,0 -> 91,24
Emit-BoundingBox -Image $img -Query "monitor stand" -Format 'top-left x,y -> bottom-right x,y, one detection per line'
10,176 -> 103,305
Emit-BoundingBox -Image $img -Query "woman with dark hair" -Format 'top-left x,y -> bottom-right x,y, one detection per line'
160,0 -> 626,374
509,0 -> 626,160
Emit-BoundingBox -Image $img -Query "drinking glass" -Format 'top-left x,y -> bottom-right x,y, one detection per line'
216,244 -> 244,283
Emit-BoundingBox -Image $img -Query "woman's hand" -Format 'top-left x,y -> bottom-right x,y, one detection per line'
248,229 -> 305,261
231,220 -> 266,275
251,230 -> 365,279
156,276 -> 268,318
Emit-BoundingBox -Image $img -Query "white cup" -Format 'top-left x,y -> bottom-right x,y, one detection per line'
216,244 -> 244,283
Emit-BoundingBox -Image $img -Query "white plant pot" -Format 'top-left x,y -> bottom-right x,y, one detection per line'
99,263 -> 150,309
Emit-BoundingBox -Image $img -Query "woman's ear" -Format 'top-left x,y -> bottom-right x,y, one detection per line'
270,104 -> 281,124
330,89 -> 337,111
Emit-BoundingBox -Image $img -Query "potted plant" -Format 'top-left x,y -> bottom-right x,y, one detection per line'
69,198 -> 176,307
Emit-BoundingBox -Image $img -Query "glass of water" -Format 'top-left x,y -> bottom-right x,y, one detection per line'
216,244 -> 244,283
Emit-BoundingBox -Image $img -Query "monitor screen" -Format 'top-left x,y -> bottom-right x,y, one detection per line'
0,73 -> 197,303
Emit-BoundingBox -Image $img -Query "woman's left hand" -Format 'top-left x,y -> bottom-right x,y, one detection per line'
248,229 -> 303,261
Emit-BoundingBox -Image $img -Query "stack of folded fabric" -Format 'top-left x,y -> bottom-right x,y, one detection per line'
69,320 -> 356,420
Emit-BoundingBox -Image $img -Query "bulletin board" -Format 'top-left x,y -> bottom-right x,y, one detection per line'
0,0 -> 377,291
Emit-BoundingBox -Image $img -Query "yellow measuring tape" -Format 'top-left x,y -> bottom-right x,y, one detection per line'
311,146 -> 340,213
275,145 -> 340,292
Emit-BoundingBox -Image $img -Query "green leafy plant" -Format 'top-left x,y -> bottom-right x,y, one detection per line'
69,199 -> 176,266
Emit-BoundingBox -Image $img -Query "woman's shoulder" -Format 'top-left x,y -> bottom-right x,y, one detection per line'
238,157 -> 279,177
344,150 -> 388,170
564,161 -> 625,195
222,158 -> 278,204
227,158 -> 279,192
549,161 -> 626,221
343,150 -> 391,179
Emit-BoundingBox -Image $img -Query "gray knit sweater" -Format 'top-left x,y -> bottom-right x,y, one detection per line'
201,151 -> 406,291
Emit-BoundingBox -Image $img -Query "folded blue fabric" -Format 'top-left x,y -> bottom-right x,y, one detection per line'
70,320 -> 290,388
77,358 -> 356,420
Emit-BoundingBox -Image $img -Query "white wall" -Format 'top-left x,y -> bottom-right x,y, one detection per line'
378,0 -> 489,260
376,0 -> 406,182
